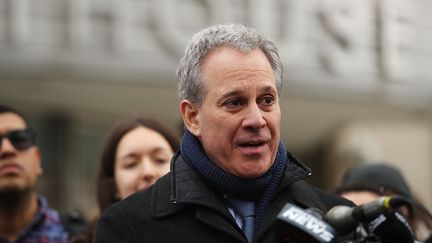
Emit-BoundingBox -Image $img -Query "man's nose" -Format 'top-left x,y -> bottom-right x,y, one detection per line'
0,137 -> 17,158
242,104 -> 266,129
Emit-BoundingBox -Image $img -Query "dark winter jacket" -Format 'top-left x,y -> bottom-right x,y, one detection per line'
95,152 -> 354,243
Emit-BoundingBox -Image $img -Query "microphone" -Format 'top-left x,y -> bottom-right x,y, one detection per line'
276,203 -> 336,243
361,211 -> 415,243
323,195 -> 410,235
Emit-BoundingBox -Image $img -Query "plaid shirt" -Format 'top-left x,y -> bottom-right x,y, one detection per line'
0,196 -> 68,243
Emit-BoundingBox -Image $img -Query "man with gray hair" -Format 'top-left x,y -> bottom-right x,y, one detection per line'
96,23 -> 353,243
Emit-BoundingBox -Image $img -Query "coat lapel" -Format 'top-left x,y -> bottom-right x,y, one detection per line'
195,206 -> 245,242
152,153 -> 244,240
256,153 -> 312,237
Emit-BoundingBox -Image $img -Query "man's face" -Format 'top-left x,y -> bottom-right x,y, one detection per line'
181,47 -> 281,178
0,113 -> 42,192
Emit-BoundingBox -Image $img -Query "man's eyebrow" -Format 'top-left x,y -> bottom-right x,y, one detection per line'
215,85 -> 277,104
258,85 -> 277,94
216,89 -> 244,104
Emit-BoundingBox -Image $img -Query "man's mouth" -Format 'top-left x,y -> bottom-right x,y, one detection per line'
0,164 -> 21,175
239,141 -> 266,148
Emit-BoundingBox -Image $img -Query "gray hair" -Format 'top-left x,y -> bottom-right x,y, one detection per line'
176,23 -> 283,105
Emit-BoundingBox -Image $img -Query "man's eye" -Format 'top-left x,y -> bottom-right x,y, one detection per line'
261,96 -> 275,105
224,99 -> 242,107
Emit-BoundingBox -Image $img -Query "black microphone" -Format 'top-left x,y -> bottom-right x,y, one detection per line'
360,211 -> 415,243
323,195 -> 410,235
277,203 -> 337,243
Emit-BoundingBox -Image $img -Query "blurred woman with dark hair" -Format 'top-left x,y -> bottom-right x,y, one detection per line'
97,114 -> 180,212
72,114 -> 180,242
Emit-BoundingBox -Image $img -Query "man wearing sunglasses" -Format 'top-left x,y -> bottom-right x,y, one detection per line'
0,105 -> 68,242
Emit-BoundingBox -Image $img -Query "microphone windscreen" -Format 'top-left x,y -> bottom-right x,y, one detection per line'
276,203 -> 336,243
363,211 -> 415,243
275,223 -> 322,243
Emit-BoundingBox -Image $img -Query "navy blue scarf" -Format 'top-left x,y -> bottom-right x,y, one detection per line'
180,130 -> 287,228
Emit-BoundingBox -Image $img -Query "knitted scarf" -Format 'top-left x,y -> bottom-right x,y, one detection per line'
180,130 -> 287,228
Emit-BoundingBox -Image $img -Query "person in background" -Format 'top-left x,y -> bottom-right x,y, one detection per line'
96,23 -> 354,243
0,105 -> 68,242
334,163 -> 432,242
97,114 -> 180,211
72,114 -> 180,242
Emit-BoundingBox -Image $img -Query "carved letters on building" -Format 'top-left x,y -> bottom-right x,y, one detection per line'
0,0 -> 431,101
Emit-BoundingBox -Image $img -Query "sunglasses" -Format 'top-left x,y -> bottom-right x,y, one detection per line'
0,128 -> 36,151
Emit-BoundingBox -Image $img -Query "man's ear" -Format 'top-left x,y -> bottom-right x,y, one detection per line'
33,147 -> 43,176
179,100 -> 201,136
